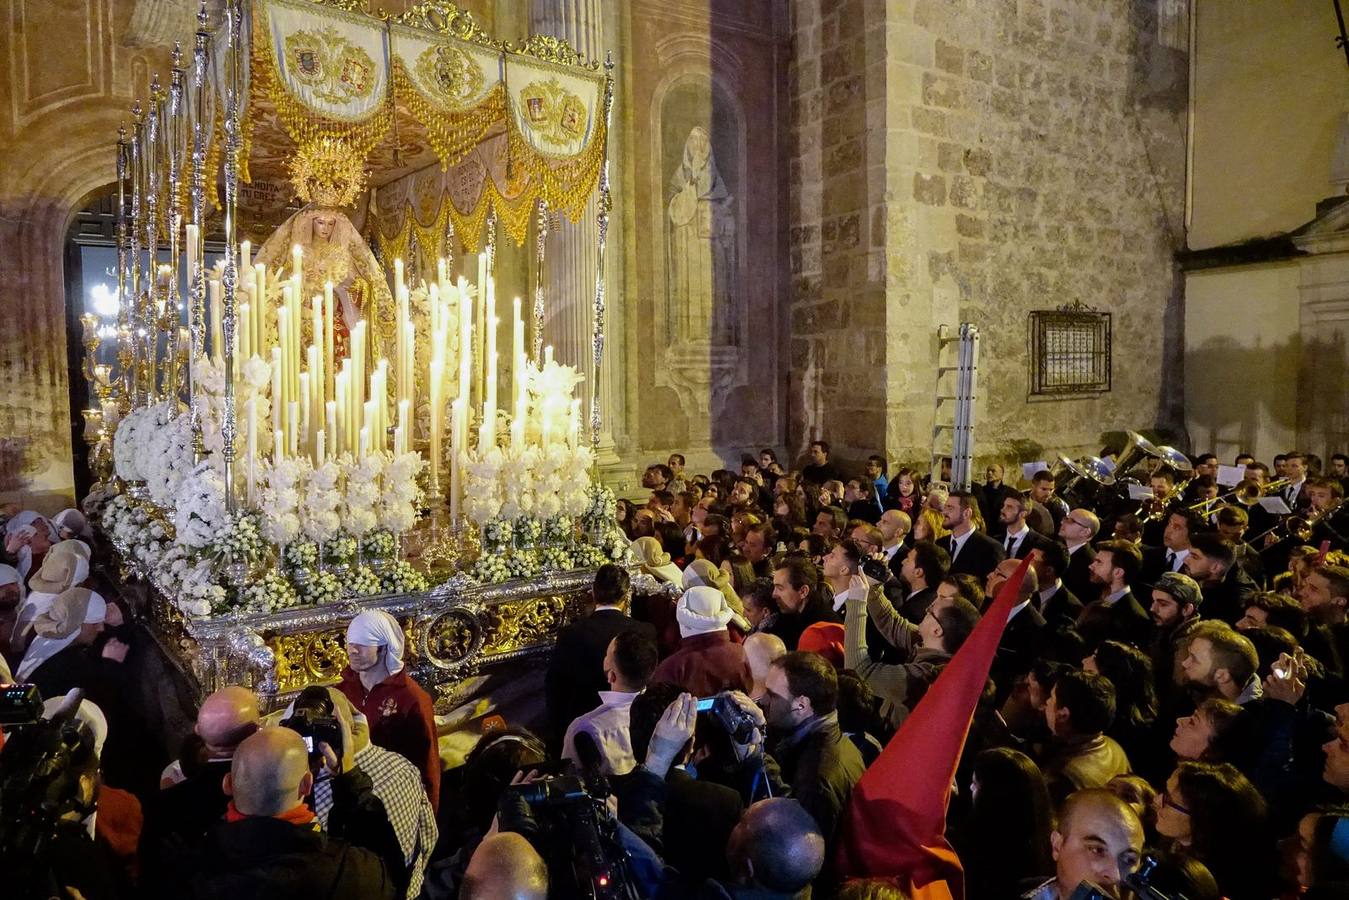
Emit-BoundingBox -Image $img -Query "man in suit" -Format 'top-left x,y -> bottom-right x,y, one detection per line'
1141,509 -> 1197,586
1076,539 -> 1150,650
1057,508 -> 1100,604
546,564 -> 657,750
876,509 -> 912,581
895,539 -> 950,624
1183,533 -> 1257,626
1032,540 -> 1083,628
985,556 -> 1047,701
998,490 -> 1055,560
1282,451 -> 1313,513
977,464 -> 1013,537
938,490 -> 1005,582
1028,470 -> 1069,534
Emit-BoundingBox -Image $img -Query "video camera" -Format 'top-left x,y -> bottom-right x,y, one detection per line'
0,686 -> 100,899
696,693 -> 762,744
502,772 -> 640,900
281,685 -> 344,766
1067,854 -> 1193,900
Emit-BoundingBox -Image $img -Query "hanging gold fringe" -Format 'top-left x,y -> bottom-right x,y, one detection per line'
392,62 -> 507,171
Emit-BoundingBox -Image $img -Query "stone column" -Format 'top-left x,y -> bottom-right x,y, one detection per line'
529,0 -> 622,466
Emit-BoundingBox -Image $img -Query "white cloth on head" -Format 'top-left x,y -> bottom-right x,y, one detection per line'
0,563 -> 23,603
53,509 -> 92,540
676,585 -> 735,638
631,536 -> 684,584
346,609 -> 405,675
15,545 -> 32,581
17,589 -> 106,681
7,511 -> 56,542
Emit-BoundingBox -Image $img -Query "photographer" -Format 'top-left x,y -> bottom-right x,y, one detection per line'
0,690 -> 119,900
184,723 -> 404,900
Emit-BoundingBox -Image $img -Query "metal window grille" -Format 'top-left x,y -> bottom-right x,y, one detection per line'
1028,304 -> 1111,396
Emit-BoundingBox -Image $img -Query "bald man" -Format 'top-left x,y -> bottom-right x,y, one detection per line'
743,632 -> 787,702
1058,508 -> 1100,604
141,686 -> 262,893
1024,789 -> 1144,900
461,832 -> 549,900
724,798 -> 825,895
186,727 -> 398,900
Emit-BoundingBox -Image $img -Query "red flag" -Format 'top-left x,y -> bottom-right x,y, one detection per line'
834,554 -> 1035,899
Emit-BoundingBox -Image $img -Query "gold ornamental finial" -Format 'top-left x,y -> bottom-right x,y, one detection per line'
288,137 -> 367,209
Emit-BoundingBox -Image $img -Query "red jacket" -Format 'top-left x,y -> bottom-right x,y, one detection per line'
337,667 -> 440,811
651,630 -> 752,697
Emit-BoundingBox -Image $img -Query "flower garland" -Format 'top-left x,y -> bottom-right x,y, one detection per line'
381,559 -> 428,593
146,410 -> 196,507
172,463 -> 229,551
343,452 -> 384,537
379,451 -> 425,534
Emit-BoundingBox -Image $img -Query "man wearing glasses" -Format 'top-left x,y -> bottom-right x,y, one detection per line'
1058,508 -> 1100,604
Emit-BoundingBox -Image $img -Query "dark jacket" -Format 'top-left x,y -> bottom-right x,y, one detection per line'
140,759 -> 233,897
896,585 -> 936,625
1062,543 -> 1097,607
185,768 -> 404,900
187,816 -> 395,900
992,604 -> 1047,698
768,712 -> 864,843
1001,527 -> 1054,561
765,599 -> 840,652
545,608 -> 657,748
939,530 -> 1005,581
1198,565 -> 1259,626
337,668 -> 441,812
651,630 -> 753,697
1039,583 -> 1083,629
1075,590 -> 1151,650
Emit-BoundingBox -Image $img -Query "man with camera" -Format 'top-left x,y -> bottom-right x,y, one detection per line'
1020,789 -> 1145,900
185,722 -> 405,900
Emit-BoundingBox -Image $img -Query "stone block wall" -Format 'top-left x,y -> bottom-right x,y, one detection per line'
789,0 -> 1188,476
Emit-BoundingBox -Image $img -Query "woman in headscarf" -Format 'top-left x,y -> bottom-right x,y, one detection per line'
16,587 -> 107,693
0,563 -> 22,667
629,536 -> 684,583
12,540 -> 92,661
4,509 -> 58,582
337,609 -> 440,811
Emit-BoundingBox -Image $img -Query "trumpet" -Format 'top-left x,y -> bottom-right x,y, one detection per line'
1136,478 -> 1191,522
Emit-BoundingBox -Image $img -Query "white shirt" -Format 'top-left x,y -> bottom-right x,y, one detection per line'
563,689 -> 641,776
1066,541 -> 1088,556
1007,597 -> 1033,622
831,582 -> 857,613
1038,579 -> 1063,606
948,529 -> 973,561
1165,548 -> 1190,572
1103,587 -> 1130,606
883,543 -> 902,562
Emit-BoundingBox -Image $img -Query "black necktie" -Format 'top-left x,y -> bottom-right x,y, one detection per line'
1006,534 -> 1017,555
1165,550 -> 1176,571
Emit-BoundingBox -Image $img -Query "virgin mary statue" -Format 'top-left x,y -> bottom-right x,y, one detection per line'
667,125 -> 737,345
254,139 -> 394,358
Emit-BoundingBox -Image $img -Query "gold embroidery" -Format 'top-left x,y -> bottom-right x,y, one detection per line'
517,78 -> 588,148
284,26 -> 377,105
414,44 -> 485,108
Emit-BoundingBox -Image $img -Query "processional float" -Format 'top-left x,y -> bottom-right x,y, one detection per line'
80,0 -> 660,706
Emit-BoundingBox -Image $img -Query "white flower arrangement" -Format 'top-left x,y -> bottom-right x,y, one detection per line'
572,542 -> 608,569
379,451 -> 425,534
259,457 -> 307,546
482,517 -> 513,553
342,452 -> 383,537
542,514 -> 572,545
300,459 -> 343,546
325,533 -> 358,567
172,463 -> 229,551
211,511 -> 267,566
463,446 -> 505,526
380,559 -> 429,593
506,550 -> 540,579
515,515 -> 543,546
581,483 -> 617,531
113,401 -> 174,482
468,553 -> 511,584
147,410 -> 196,507
283,540 -> 319,571
360,529 -> 396,560
298,569 -> 342,606
539,546 -> 572,572
345,565 -> 381,598
192,353 -> 270,466
240,569 -> 299,615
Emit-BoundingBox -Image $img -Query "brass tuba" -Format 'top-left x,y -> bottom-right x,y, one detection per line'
1050,454 -> 1116,508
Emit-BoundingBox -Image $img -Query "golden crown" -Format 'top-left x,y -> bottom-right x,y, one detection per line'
289,137 -> 367,208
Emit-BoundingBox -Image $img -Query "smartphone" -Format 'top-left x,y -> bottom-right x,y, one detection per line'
302,735 -> 315,752
696,697 -> 717,713
1272,663 -> 1291,680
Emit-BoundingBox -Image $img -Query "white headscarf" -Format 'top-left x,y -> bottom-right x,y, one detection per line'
676,586 -> 736,638
16,588 -> 106,681
346,610 -> 405,682
0,563 -> 24,603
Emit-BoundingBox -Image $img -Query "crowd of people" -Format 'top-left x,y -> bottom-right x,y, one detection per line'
2,440 -> 1349,899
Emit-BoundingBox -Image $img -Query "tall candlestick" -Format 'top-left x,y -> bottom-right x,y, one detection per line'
512,296 -> 524,411
238,302 -> 251,363
323,281 -> 335,399
254,264 -> 267,357
299,372 -> 311,456
359,426 -> 370,459
277,306 -> 291,406
397,399 -> 410,456
429,359 -> 443,495
246,398 -> 257,503
287,401 -> 299,457
316,428 -> 326,466
274,428 -> 284,462
241,239 -> 251,272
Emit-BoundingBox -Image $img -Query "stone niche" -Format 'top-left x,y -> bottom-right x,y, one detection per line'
620,0 -> 790,468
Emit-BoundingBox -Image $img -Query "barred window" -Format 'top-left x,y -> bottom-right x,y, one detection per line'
1028,304 -> 1111,396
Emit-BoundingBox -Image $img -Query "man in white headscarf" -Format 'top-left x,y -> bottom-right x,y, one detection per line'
337,610 -> 440,811
53,509 -> 94,542
17,587 -> 107,691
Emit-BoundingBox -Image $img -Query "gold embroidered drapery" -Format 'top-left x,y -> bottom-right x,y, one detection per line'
237,0 -> 609,246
